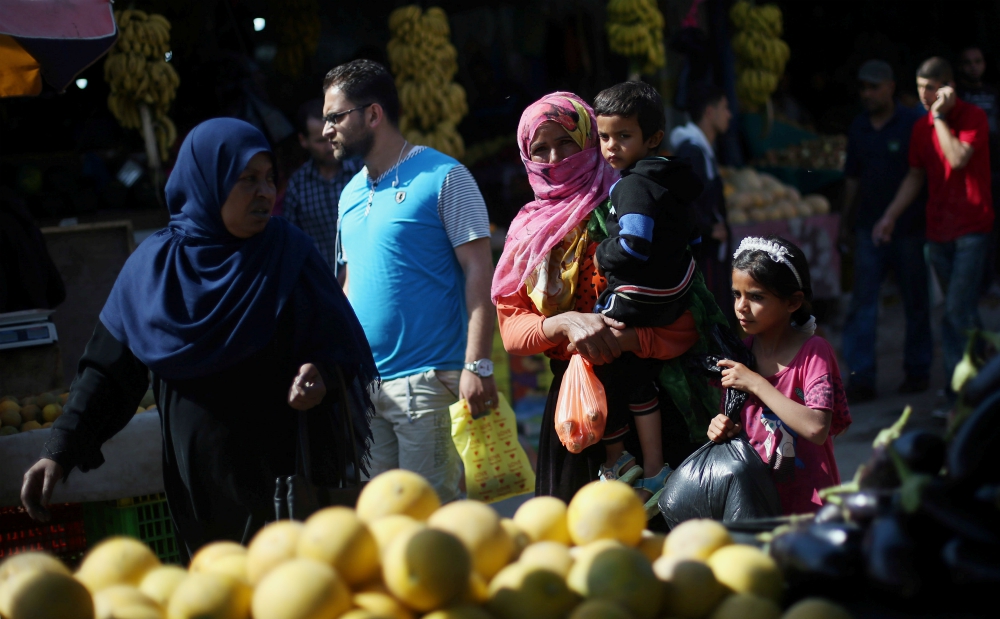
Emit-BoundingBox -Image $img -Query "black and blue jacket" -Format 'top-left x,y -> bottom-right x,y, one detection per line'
594,156 -> 704,327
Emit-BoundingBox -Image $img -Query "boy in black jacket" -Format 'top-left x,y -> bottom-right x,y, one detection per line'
593,81 -> 704,505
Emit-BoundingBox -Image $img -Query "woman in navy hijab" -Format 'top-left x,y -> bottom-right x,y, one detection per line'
20,118 -> 377,555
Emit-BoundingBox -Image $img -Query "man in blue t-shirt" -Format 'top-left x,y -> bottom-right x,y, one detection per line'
324,60 -> 496,502
841,60 -> 932,403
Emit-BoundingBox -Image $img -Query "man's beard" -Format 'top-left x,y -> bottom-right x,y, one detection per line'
335,129 -> 375,162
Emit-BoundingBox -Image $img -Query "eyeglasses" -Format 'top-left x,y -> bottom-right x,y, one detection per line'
323,103 -> 373,127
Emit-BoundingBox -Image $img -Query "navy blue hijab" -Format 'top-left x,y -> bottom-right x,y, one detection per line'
100,118 -> 376,392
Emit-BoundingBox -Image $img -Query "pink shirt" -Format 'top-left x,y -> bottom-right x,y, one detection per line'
741,336 -> 852,515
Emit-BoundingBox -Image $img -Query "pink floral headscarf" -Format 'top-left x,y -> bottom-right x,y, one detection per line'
490,92 -> 616,303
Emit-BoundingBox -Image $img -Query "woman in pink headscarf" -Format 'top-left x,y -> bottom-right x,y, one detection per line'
493,92 -> 700,502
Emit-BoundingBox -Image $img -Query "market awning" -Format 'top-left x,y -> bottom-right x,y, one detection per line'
0,0 -> 117,97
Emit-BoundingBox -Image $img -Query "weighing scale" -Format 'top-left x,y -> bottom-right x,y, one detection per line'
0,309 -> 58,351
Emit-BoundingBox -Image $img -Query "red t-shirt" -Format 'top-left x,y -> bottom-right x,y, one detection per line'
908,98 -> 993,242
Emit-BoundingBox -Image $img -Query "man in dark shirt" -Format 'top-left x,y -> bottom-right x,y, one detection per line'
841,60 -> 931,403
668,84 -> 734,323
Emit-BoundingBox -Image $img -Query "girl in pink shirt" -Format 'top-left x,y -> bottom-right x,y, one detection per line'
707,236 -> 851,514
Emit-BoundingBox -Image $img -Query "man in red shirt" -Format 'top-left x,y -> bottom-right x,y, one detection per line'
874,57 -> 993,412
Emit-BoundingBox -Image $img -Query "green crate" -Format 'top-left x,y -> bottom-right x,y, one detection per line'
83,493 -> 182,564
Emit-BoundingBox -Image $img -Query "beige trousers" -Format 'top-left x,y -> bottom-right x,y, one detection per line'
365,369 -> 463,504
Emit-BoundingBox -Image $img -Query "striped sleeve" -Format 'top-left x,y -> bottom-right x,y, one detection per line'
438,164 -> 491,247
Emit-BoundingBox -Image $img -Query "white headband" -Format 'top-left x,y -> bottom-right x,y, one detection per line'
733,237 -> 803,289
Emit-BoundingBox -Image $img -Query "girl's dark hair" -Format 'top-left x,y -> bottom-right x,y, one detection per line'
732,235 -> 813,326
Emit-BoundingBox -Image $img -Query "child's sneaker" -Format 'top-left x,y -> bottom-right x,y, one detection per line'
598,451 -> 644,486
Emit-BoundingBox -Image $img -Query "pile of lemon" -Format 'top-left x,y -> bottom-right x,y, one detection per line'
0,470 -> 853,619
0,392 -> 67,436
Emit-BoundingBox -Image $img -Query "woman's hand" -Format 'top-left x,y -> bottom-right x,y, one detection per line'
288,363 -> 326,410
707,414 -> 741,443
548,312 -> 625,365
717,359 -> 763,395
21,458 -> 64,522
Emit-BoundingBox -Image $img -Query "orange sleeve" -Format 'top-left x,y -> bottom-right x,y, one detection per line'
496,290 -> 559,357
633,310 -> 699,360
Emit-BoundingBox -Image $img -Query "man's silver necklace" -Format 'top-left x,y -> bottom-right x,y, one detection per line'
365,140 -> 409,217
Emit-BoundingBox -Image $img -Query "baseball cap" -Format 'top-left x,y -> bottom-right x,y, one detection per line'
858,60 -> 894,84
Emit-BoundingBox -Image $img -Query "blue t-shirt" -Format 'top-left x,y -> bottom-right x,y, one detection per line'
844,104 -> 926,235
338,147 -> 488,380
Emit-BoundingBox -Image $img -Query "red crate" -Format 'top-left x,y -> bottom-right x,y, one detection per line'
0,503 -> 88,563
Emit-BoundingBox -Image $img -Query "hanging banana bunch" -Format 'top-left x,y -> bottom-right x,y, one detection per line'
729,1 -> 789,112
606,0 -> 666,76
104,9 -> 179,164
387,5 -> 467,160
272,0 -> 321,79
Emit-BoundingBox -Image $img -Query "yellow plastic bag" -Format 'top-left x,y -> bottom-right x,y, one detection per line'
449,393 -> 535,503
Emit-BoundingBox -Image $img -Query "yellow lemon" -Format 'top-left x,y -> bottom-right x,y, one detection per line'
512,496 -> 571,545
500,518 -> 530,561
568,599 -> 634,619
0,551 -> 70,583
707,545 -> 783,602
422,606 -> 494,619
637,530 -> 666,563
42,403 -> 62,423
76,537 -> 161,592
20,420 -> 41,432
518,541 -> 573,578
487,562 -> 579,619
567,545 -> 661,619
655,558 -> 726,619
664,520 -> 733,561
201,555 -> 248,583
427,500 -> 514,580
166,572 -> 251,619
19,404 -> 41,423
92,585 -> 161,619
708,593 -> 781,619
356,470 -> 441,523
368,515 -> 425,557
139,566 -> 188,607
351,591 -> 414,619
0,400 -> 21,416
566,481 -> 645,547
382,528 -> 471,612
1,409 -> 23,427
297,506 -> 379,586
251,558 -> 351,619
189,542 -> 246,573
781,598 -> 854,619
246,521 -> 303,585
0,568 -> 94,619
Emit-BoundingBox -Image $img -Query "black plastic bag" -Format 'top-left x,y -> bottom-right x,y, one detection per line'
659,325 -> 781,528
658,434 -> 782,528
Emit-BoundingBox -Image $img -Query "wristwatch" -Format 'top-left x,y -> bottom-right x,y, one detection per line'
464,359 -> 494,377
934,113 -> 946,122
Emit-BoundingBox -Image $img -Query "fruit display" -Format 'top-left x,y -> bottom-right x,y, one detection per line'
387,5 -> 468,160
0,469 -> 854,619
0,391 -> 68,435
755,135 -> 848,171
720,167 -> 830,225
606,0 -> 666,76
0,388 -> 158,436
729,1 -> 789,112
103,10 -> 180,163
271,0 -> 321,79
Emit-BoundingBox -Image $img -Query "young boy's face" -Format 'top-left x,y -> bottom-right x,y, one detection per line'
596,114 -> 663,171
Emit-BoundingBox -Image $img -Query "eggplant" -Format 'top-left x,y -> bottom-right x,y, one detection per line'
770,522 -> 863,582
916,478 -> 999,545
857,446 -> 901,490
892,430 -> 945,476
863,515 -> 921,597
943,538 -> 1000,584
948,390 -> 1000,485
812,503 -> 845,524
959,343 -> 1000,406
841,490 -> 892,524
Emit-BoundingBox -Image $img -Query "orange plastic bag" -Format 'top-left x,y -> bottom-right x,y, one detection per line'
554,355 -> 608,453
